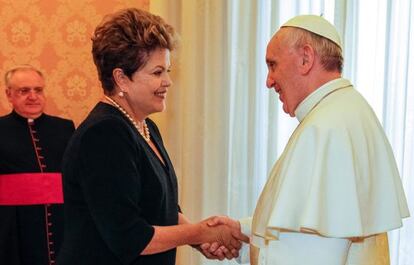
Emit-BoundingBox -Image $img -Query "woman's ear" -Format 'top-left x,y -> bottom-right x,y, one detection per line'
299,44 -> 315,74
112,68 -> 128,89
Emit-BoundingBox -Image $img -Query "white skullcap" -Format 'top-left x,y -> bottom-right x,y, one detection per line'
281,15 -> 342,49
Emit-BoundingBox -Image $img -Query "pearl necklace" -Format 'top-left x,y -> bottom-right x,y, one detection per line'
104,96 -> 151,142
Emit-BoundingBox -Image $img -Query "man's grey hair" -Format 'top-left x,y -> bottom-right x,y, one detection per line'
283,27 -> 343,73
4,64 -> 44,88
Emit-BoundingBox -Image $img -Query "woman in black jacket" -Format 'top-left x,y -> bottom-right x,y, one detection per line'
57,8 -> 247,265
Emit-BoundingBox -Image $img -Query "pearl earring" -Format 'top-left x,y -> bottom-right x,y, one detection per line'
118,91 -> 124,98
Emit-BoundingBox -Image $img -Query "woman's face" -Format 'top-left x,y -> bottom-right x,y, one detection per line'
124,48 -> 172,120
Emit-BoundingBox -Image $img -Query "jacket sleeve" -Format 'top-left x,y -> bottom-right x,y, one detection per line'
79,118 -> 154,264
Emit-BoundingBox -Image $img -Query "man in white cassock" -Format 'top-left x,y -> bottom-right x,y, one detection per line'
204,15 -> 409,265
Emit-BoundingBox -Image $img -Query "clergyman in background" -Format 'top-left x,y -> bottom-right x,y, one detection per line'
0,65 -> 75,265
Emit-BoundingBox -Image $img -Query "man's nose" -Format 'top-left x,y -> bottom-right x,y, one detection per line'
27,90 -> 39,99
266,75 -> 275,88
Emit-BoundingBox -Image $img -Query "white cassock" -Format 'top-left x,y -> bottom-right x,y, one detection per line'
244,78 -> 409,265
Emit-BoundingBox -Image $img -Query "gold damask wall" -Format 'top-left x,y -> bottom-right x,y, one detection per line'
0,0 -> 149,125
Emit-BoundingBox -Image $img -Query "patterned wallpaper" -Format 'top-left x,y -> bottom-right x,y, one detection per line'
0,0 -> 149,125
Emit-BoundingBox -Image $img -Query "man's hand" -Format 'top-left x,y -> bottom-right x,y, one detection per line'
197,216 -> 249,260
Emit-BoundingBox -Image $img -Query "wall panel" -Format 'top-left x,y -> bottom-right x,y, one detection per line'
0,0 -> 149,125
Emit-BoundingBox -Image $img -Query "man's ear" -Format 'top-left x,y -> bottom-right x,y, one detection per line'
299,44 -> 315,74
5,88 -> 11,99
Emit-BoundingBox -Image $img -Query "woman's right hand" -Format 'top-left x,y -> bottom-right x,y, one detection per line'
196,216 -> 249,259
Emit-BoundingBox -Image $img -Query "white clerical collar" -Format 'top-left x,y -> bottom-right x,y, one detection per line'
295,78 -> 352,122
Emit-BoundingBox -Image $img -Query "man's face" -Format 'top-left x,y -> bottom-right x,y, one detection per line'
6,70 -> 46,119
265,29 -> 304,117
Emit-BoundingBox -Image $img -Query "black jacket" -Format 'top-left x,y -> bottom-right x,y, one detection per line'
58,103 -> 179,265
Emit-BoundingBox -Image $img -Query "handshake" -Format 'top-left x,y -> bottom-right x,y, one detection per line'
194,216 -> 250,260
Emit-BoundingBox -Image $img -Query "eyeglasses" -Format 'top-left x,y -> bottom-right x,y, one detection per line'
9,87 -> 44,96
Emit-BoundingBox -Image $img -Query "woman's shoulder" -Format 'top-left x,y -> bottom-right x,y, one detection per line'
75,103 -> 135,141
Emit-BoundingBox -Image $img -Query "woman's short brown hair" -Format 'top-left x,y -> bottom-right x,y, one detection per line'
91,8 -> 175,93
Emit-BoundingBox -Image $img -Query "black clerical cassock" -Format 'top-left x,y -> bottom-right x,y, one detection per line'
0,111 -> 74,265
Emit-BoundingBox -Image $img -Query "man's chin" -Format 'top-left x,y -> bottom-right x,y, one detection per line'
21,111 -> 43,119
282,108 -> 294,117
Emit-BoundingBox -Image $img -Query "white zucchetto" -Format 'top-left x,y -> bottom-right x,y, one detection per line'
281,15 -> 342,49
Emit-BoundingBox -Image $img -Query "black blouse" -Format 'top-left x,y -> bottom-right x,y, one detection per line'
57,103 -> 180,265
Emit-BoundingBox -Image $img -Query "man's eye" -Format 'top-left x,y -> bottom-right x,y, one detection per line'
19,88 -> 30,94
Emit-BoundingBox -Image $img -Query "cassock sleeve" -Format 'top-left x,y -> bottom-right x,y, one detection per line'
78,118 -> 154,264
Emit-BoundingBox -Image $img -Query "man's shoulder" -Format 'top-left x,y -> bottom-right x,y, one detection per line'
306,89 -> 370,127
42,113 -> 73,124
0,113 -> 16,125
0,113 -> 12,121
42,113 -> 75,131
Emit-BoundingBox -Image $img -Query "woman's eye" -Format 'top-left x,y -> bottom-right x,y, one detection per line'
153,71 -> 162,76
